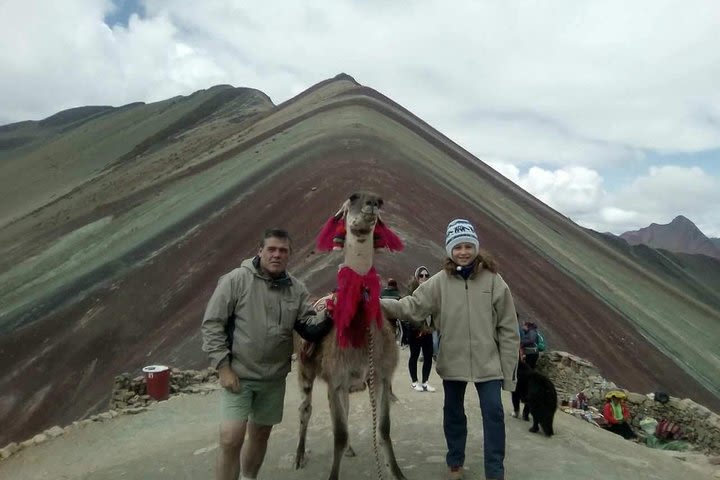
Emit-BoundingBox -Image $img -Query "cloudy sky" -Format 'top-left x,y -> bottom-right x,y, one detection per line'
2,1 -> 719,236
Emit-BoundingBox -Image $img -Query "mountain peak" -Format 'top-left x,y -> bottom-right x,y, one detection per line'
670,215 -> 695,226
620,216 -> 720,259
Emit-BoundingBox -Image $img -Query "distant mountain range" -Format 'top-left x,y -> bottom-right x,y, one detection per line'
620,215 -> 720,260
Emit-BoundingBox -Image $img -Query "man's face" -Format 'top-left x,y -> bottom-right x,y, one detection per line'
258,236 -> 291,277
451,242 -> 477,266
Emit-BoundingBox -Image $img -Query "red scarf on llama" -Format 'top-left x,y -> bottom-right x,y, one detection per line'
333,266 -> 383,348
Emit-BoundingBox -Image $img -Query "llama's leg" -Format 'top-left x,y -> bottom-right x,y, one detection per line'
377,378 -> 407,480
327,386 -> 350,480
294,365 -> 315,469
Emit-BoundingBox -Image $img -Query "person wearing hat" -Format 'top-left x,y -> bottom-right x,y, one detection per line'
602,391 -> 637,439
381,219 -> 520,480
406,265 -> 436,392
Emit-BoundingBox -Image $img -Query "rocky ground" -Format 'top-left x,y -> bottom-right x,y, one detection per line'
1,350 -> 718,480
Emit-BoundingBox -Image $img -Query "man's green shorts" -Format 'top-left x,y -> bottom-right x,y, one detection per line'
221,378 -> 286,425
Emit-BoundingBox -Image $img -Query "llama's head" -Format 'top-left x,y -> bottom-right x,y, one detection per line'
315,191 -> 403,252
345,191 -> 383,243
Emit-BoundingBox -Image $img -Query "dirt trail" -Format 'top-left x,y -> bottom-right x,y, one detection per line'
1,350 -> 717,480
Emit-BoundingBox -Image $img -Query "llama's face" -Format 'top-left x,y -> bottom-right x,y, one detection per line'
345,192 -> 383,243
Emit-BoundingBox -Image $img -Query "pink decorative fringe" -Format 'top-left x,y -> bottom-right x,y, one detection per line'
373,219 -> 404,251
316,216 -> 342,251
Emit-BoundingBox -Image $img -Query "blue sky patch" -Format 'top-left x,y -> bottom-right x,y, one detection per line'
104,0 -> 145,28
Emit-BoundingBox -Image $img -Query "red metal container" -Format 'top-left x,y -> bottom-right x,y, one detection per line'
142,365 -> 170,401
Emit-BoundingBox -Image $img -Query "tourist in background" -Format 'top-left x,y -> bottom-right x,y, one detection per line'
511,319 -> 540,420
406,265 -> 436,392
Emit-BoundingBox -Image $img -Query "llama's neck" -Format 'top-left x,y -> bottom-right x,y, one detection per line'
343,233 -> 374,275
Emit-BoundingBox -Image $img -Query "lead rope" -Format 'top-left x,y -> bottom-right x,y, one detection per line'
367,323 -> 384,480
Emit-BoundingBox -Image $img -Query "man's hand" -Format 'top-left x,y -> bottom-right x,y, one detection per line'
218,364 -> 240,393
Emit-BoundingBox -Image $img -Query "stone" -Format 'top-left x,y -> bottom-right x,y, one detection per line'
123,406 -> 147,414
626,392 -> 646,404
0,442 -> 19,459
99,412 -> 113,420
20,439 -> 34,449
32,433 -> 48,445
45,426 -> 64,438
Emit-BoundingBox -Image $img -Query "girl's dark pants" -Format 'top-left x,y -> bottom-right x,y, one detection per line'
443,379 -> 505,479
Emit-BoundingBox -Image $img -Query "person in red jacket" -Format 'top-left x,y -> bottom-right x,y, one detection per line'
602,392 -> 637,439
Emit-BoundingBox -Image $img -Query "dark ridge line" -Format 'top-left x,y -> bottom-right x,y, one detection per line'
272,72 -> 360,111
38,106 -> 115,128
108,87 -> 269,168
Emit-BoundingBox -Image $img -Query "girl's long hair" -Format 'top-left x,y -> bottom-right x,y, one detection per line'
443,249 -> 497,275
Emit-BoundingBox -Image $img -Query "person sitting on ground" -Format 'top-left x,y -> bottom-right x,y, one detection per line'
602,391 -> 637,440
406,266 -> 436,392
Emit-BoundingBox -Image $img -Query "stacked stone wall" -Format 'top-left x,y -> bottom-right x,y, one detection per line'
537,351 -> 720,454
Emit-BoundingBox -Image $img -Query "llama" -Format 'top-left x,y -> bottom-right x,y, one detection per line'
294,191 -> 407,480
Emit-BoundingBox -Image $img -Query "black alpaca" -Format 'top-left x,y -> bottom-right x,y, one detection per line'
516,362 -> 557,436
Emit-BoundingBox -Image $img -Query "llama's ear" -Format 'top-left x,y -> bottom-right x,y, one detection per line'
333,199 -> 350,220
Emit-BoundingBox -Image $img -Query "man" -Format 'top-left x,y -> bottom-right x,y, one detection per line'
201,228 -> 332,480
380,278 -> 401,299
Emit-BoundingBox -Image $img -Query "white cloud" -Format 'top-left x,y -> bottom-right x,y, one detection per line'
487,163 -> 720,237
2,0 -> 720,157
1,1 -> 719,235
487,162 -> 605,216
608,165 -> 720,236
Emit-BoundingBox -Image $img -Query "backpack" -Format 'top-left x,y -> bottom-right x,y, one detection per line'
536,330 -> 546,352
655,419 -> 683,440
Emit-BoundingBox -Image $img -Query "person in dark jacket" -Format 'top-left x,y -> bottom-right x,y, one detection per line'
382,219 -> 519,480
201,228 -> 332,480
511,320 -> 540,420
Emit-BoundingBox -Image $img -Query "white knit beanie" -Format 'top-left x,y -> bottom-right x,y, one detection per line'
445,219 -> 479,258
